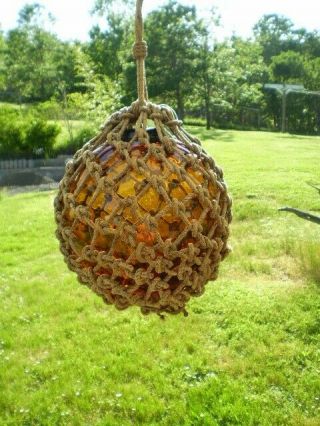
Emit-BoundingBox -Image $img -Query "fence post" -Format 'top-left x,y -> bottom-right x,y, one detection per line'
27,159 -> 34,168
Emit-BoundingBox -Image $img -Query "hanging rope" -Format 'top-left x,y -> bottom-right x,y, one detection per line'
133,0 -> 148,104
54,0 -> 232,317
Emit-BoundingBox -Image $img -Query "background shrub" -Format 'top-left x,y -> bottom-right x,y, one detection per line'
34,100 -> 62,120
54,125 -> 96,155
0,107 -> 26,157
24,120 -> 60,157
0,106 -> 60,158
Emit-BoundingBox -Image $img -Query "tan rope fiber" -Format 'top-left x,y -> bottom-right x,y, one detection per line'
133,0 -> 148,104
54,1 -> 232,317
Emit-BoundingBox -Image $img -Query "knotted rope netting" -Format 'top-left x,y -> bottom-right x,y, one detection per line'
54,0 -> 232,317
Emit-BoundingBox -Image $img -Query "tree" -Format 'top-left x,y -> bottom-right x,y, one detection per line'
302,31 -> 320,58
92,0 -> 134,15
267,52 -> 320,134
4,28 -> 32,102
0,30 -> 6,93
91,0 -> 217,120
194,10 -> 220,129
4,27 -> 62,102
302,57 -> 320,134
201,38 -> 267,129
304,57 -> 320,91
197,33 -> 214,129
253,14 -> 295,63
253,14 -> 320,63
141,1 -> 205,119
87,14 -> 131,80
2,4 -> 78,103
270,51 -> 306,82
229,37 -> 268,103
66,47 -> 121,126
253,13 -> 320,134
18,3 -> 48,26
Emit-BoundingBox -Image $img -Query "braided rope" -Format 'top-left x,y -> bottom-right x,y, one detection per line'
133,0 -> 148,104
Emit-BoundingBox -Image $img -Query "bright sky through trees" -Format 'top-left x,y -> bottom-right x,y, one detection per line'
1,0 -> 320,41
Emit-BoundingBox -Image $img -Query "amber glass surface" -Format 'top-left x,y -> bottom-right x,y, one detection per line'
64,139 -> 219,285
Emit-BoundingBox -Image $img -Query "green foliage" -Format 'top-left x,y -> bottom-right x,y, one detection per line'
87,15 -> 131,80
253,14 -> 295,63
213,39 -> 268,128
0,130 -> 320,425
18,3 -> 46,26
0,106 -> 60,158
0,32 -> 6,92
3,27 -> 72,102
184,116 -> 206,127
24,119 -> 60,156
138,1 -> 207,118
54,124 -> 97,155
1,3 -> 78,103
34,99 -> 63,120
72,125 -> 96,148
0,109 -> 25,157
65,47 -> 121,125
93,0 -> 134,15
305,57 -> 320,91
271,51 -> 306,82
1,2 -> 320,135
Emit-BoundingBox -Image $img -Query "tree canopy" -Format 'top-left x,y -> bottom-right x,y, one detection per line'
1,1 -> 320,134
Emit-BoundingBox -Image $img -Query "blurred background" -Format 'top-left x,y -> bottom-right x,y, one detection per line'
0,0 -> 320,163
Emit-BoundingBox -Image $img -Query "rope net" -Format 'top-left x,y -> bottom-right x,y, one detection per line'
54,1 -> 232,316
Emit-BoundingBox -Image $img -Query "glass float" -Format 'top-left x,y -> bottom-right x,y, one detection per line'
55,125 -> 232,316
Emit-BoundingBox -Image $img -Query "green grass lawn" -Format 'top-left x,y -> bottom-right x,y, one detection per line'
0,129 -> 320,426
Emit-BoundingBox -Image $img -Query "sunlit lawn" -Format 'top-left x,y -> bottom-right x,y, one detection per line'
0,128 -> 320,425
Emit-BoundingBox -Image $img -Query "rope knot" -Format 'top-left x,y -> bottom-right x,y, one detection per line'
133,40 -> 148,59
162,136 -> 175,154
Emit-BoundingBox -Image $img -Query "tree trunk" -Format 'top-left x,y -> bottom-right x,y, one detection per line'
316,109 -> 320,135
176,85 -> 184,120
205,96 -> 211,130
61,87 -> 74,143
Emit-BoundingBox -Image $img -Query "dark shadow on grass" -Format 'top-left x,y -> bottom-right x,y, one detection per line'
278,133 -> 320,141
185,126 -> 235,143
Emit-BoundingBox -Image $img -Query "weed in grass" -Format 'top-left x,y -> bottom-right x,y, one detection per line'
299,241 -> 320,285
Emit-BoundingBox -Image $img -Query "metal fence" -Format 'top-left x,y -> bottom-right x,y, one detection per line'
0,156 -> 69,170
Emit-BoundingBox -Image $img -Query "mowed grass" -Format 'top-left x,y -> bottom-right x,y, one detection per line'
0,129 -> 320,426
